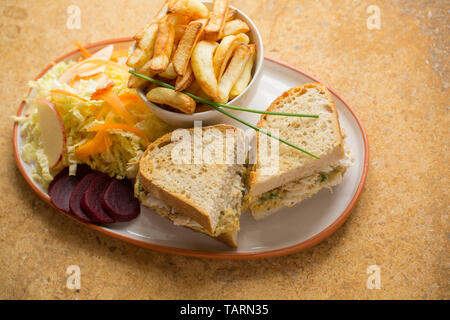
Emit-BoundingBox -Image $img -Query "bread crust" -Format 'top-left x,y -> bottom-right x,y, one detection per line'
216,231 -> 238,248
138,125 -> 243,234
150,204 -> 238,248
249,83 -> 345,196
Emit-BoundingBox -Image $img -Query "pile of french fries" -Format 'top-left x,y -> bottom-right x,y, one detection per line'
127,0 -> 256,114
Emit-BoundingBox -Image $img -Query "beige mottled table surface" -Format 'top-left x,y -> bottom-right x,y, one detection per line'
0,0 -> 448,299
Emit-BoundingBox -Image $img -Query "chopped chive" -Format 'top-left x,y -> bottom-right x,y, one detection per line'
129,70 -> 320,159
129,71 -> 318,118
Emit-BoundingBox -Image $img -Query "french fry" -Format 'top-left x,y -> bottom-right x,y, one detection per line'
127,48 -> 146,70
216,44 -> 252,103
139,23 -> 159,51
173,21 -> 205,76
175,64 -> 195,91
128,75 -> 145,89
127,23 -> 158,69
230,44 -> 256,99
225,8 -> 236,22
213,35 -> 236,78
128,59 -> 157,88
158,62 -> 178,80
146,87 -> 196,114
193,18 -> 208,25
168,0 -> 209,19
174,25 -> 187,45
159,35 -> 178,80
195,88 -> 213,100
213,33 -> 249,80
185,81 -> 215,105
222,19 -> 250,37
130,0 -> 258,110
204,0 -> 229,41
167,13 -> 190,26
185,79 -> 201,94
186,81 -> 213,101
149,20 -> 175,73
134,0 -> 169,40
235,32 -> 250,44
196,104 -> 212,112
191,41 -> 219,99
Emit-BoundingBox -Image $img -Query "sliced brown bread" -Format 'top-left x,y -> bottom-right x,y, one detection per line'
248,83 -> 352,219
136,189 -> 238,247
137,125 -> 246,247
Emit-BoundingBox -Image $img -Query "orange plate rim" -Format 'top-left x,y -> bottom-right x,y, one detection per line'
12,38 -> 369,260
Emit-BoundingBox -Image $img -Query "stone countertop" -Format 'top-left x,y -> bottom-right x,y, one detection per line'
0,0 -> 448,299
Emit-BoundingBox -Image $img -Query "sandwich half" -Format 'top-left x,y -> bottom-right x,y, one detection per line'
135,125 -> 246,248
247,83 -> 353,220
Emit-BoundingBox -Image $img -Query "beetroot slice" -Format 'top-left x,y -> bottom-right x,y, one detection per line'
48,164 -> 91,194
74,164 -> 93,179
48,165 -> 92,213
49,175 -> 79,213
102,179 -> 140,222
81,174 -> 115,224
69,172 -> 100,223
48,168 -> 69,195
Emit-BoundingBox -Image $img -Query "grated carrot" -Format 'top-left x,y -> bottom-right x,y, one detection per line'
49,89 -> 89,102
75,131 -> 112,158
72,40 -> 92,58
111,50 -> 130,62
88,123 -> 150,145
119,92 -> 139,103
91,87 -> 134,125
119,92 -> 150,114
96,105 -> 110,120
74,59 -> 128,71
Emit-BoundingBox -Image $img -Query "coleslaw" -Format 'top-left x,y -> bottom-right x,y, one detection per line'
15,44 -> 173,188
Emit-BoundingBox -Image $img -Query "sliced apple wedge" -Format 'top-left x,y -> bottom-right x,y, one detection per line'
59,44 -> 114,84
36,98 -> 66,168
77,45 -> 114,78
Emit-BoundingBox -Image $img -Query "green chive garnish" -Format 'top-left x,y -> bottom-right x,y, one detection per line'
129,70 -> 320,159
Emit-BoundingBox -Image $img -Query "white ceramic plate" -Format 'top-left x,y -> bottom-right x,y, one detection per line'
13,39 -> 369,259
